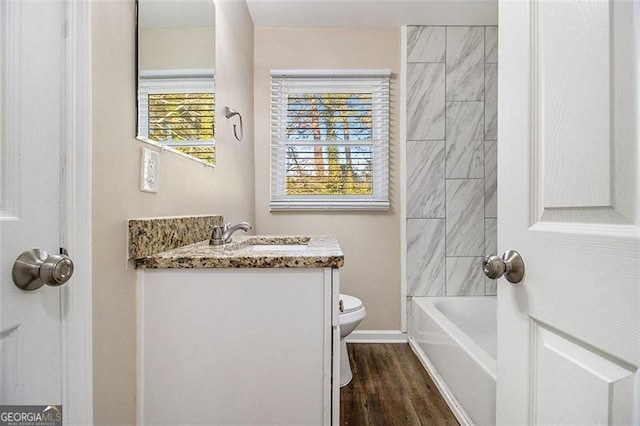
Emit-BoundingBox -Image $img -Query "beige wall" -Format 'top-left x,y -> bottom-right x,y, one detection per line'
139,26 -> 215,71
91,2 -> 254,424
253,27 -> 402,330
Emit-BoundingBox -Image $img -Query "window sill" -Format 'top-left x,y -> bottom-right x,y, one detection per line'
136,138 -> 216,168
270,200 -> 390,212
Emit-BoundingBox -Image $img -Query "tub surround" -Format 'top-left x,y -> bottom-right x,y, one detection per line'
406,25 -> 499,426
133,234 -> 344,269
128,214 -> 223,259
406,25 -> 498,297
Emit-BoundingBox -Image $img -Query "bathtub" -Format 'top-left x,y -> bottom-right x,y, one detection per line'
409,297 -> 496,426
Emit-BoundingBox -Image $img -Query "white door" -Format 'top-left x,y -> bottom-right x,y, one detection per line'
1,0 -> 70,408
496,0 -> 640,424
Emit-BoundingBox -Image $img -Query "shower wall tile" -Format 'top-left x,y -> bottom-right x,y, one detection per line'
446,179 -> 484,256
407,63 -> 446,140
485,219 -> 497,255
485,141 -> 498,218
446,27 -> 485,101
446,101 -> 484,178
407,26 -> 446,63
485,278 -> 497,296
407,298 -> 414,333
485,219 -> 498,295
407,219 -> 446,296
446,257 -> 485,296
485,26 -> 498,64
407,141 -> 445,218
405,25 -> 498,300
485,64 -> 498,141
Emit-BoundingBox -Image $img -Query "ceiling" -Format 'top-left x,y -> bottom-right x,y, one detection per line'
245,0 -> 498,28
136,0 -> 498,30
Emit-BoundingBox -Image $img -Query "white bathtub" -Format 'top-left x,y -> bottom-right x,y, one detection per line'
409,297 -> 496,426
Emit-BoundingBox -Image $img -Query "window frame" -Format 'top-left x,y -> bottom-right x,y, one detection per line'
270,69 -> 391,211
137,69 -> 216,166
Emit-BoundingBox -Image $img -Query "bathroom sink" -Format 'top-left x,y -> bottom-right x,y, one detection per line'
249,244 -> 308,252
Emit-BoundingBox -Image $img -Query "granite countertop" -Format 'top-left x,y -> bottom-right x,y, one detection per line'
134,235 -> 344,269
128,215 -> 223,259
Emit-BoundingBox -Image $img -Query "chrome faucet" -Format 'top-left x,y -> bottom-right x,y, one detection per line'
210,221 -> 252,245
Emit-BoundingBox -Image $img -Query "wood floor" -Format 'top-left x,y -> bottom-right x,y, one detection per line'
340,344 -> 459,426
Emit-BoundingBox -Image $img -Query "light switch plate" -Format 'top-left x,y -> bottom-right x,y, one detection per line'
141,147 -> 159,193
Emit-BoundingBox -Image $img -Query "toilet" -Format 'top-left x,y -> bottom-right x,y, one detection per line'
338,293 -> 366,387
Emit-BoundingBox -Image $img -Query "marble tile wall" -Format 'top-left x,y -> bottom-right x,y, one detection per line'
406,25 -> 498,297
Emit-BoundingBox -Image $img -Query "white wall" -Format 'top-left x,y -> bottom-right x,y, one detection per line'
253,27 -> 402,330
91,1 -> 254,423
139,26 -> 215,70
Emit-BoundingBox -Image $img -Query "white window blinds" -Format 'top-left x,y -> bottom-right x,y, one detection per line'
138,69 -> 216,165
270,70 -> 390,211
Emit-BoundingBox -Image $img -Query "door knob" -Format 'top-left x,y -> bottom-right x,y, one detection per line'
482,250 -> 525,284
12,249 -> 75,291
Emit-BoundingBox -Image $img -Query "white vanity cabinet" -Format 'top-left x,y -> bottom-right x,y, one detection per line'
137,267 -> 340,425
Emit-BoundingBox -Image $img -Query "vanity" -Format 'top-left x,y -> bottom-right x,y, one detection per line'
130,216 -> 342,425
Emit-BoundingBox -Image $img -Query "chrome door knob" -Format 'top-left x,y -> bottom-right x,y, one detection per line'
12,249 -> 75,291
483,255 -> 506,279
482,250 -> 525,284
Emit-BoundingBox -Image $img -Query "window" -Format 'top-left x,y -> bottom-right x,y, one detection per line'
138,69 -> 215,165
270,70 -> 390,211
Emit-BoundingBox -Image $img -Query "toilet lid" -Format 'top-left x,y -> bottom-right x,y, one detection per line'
340,294 -> 363,314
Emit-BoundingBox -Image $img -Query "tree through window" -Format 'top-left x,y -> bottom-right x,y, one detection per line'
138,70 -> 215,165
286,92 -> 373,196
271,70 -> 390,211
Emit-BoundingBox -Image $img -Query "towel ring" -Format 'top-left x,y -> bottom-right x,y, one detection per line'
225,106 -> 243,142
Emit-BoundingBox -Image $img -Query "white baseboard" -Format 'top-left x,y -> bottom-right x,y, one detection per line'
408,337 -> 473,426
345,330 -> 408,343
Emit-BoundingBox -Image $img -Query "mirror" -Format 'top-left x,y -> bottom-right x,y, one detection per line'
136,0 -> 216,166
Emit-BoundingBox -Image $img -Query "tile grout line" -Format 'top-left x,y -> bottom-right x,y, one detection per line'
443,25 -> 448,297
483,26 -> 487,296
